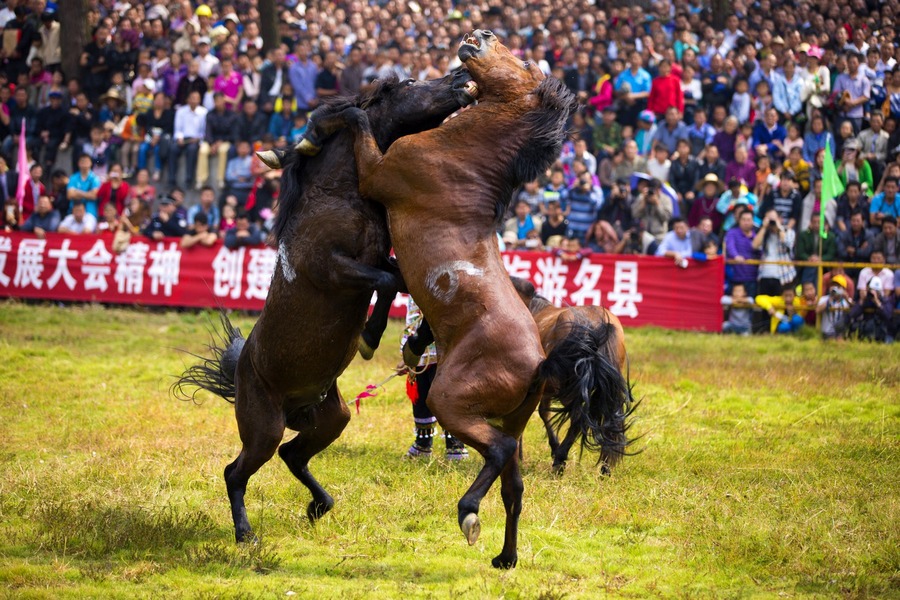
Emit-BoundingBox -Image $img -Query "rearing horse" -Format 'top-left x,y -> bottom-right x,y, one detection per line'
174,72 -> 473,544
333,31 -> 590,568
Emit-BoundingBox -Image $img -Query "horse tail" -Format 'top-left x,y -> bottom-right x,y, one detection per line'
537,316 -> 636,468
172,311 -> 246,404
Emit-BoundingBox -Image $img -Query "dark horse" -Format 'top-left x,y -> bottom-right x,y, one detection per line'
174,72 -> 473,544
330,31 -> 606,568
406,276 -> 636,475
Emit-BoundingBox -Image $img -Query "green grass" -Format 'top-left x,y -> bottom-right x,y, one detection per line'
0,301 -> 897,599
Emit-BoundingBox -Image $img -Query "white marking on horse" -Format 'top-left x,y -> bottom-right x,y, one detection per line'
425,260 -> 484,304
278,242 -> 296,283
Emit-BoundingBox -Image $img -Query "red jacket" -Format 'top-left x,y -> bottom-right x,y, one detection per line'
20,179 -> 45,223
97,181 -> 131,215
647,74 -> 684,115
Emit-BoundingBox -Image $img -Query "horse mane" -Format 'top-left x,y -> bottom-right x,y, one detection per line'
272,77 -> 402,244
494,77 -> 578,222
529,293 -> 554,315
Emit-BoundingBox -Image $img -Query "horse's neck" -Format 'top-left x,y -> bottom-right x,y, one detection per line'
442,100 -> 532,139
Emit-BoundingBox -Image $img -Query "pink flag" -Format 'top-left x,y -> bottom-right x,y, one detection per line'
15,120 -> 27,218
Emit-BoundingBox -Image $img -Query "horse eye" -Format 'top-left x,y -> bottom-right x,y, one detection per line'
523,61 -> 531,69
405,79 -> 415,86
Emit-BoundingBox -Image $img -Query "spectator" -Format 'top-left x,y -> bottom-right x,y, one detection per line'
540,199 -> 568,246
137,92 -> 175,183
635,110 -> 658,155
802,115 -> 835,165
801,47 -> 830,122
224,210 -> 263,249
872,217 -> 899,264
718,177 -> 759,232
688,174 -> 723,230
195,37 -> 220,80
631,179 -> 672,241
783,147 -> 811,195
835,181 -> 870,234
712,115 -> 739,163
832,51 -> 871,135
772,58 -> 803,122
20,195 -> 59,239
199,93 -> 237,189
224,140 -> 255,203
857,113 -> 889,184
169,90 -> 207,190
503,199 -> 543,248
869,177 -> 900,229
756,283 -> 807,334
687,109 -> 716,158
654,217 -> 692,265
289,40 -> 319,113
800,179 -> 837,232
567,171 -> 604,241
647,59 -> 683,118
258,47 -> 290,113
838,210 -> 875,265
725,144 -> 757,191
835,140 -> 874,191
729,77 -> 751,125
175,59 -> 208,107
97,201 -> 120,233
652,107 -> 690,154
516,180 -> 543,215
19,163 -> 44,224
646,143 -> 671,183
181,212 -> 218,249
236,99 -> 268,146
562,138 -> 597,176
592,106 -> 622,160
97,164 -> 131,215
35,89 -> 69,171
564,50 -> 596,103
584,218 -> 620,254
759,169 -> 802,231
753,210 -> 796,296
213,58 -> 242,112
66,154 -> 101,219
751,107 -> 787,161
721,283 -> 753,336
795,212 -> 838,283
816,274 -> 852,340
669,138 -> 698,213
58,200 -> 98,235
615,50 -> 652,127
144,197 -> 188,240
597,180 -> 633,233
611,140 -> 647,183
724,207 -> 760,296
849,276 -> 895,342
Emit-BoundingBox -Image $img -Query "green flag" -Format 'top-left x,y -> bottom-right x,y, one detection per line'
819,140 -> 844,239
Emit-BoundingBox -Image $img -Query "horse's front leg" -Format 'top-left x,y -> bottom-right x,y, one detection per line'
329,254 -> 399,359
334,108 -> 396,206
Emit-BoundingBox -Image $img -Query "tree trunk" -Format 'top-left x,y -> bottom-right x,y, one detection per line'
259,0 -> 279,54
59,0 -> 91,83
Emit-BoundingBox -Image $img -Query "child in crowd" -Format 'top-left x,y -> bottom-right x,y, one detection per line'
721,282 -> 754,335
752,80 -> 773,122
782,122 -> 804,157
729,78 -> 751,124
801,282 -> 819,326
97,202 -> 120,233
784,146 -> 811,194
646,143 -> 671,182
219,204 -> 237,236
755,283 -> 807,334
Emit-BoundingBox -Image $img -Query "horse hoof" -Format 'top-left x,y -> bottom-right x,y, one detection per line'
551,461 -> 567,476
256,150 -> 282,169
306,498 -> 334,523
461,513 -> 480,546
402,342 -> 421,369
358,337 -> 375,360
235,530 -> 259,545
600,463 -> 611,477
491,554 -> 517,569
295,139 -> 322,156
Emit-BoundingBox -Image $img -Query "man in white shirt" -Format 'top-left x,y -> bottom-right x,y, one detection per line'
195,37 -> 220,80
58,201 -> 98,235
168,91 -> 208,189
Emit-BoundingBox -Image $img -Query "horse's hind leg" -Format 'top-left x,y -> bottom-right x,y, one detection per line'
537,394 -> 561,462
494,448 -> 524,569
225,360 -> 285,543
278,384 -> 351,522
551,420 -> 580,475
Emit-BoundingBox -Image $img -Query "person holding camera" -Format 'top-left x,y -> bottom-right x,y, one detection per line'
849,276 -> 895,342
631,179 -> 673,241
614,220 -> 658,255
597,179 -> 634,234
566,171 -> 604,242
753,209 -> 797,297
816,274 -> 853,340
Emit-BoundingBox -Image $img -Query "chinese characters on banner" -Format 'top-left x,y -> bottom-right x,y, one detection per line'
0,233 -> 724,331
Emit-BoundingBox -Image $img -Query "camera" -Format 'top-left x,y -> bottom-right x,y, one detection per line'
829,286 -> 845,298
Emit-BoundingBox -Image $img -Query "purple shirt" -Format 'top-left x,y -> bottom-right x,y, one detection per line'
724,226 -> 760,282
725,160 -> 757,189
833,71 -> 871,119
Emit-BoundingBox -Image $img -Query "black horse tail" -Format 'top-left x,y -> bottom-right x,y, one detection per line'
538,317 -> 636,468
172,311 -> 246,403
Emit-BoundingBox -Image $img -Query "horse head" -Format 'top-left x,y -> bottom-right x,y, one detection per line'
458,30 -> 545,102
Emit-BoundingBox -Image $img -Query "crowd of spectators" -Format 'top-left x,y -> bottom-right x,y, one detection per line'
0,0 -> 897,339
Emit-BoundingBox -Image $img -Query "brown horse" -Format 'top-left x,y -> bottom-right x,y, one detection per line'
509,278 -> 635,474
174,72 -> 473,544
332,31 -> 585,568
405,276 -> 635,475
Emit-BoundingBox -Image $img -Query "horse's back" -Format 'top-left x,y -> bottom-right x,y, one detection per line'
534,303 -> 627,370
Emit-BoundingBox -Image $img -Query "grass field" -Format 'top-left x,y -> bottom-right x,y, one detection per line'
0,301 -> 898,599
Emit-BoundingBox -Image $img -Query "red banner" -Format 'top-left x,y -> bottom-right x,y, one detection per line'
0,233 -> 724,331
